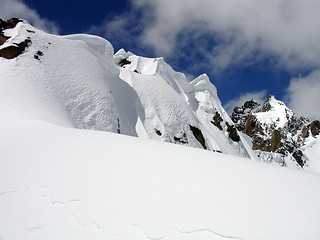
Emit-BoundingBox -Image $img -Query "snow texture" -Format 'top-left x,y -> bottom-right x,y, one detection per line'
0,21 -> 253,158
1,20 -> 320,240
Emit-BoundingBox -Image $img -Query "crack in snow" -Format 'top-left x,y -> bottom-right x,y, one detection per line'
127,224 -> 241,240
71,214 -> 105,229
127,224 -> 165,240
0,190 -> 17,196
26,225 -> 47,231
174,228 -> 242,240
50,198 -> 80,205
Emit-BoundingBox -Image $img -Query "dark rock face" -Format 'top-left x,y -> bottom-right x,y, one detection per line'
189,125 -> 207,149
118,58 -> 131,67
270,129 -> 283,152
0,34 -> 8,45
155,129 -> 162,136
261,95 -> 273,112
174,132 -> 188,144
231,99 -> 261,131
211,112 -> 223,130
0,38 -> 31,59
0,18 -> 31,59
231,95 -> 319,168
0,18 -> 22,33
245,115 -> 264,137
310,120 -> 320,137
226,123 -> 240,142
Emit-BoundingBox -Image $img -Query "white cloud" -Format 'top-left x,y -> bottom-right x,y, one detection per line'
129,0 -> 320,72
0,0 -> 59,33
223,90 -> 267,115
285,70 -> 320,120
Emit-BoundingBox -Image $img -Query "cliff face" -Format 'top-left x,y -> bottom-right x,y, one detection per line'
231,95 -> 320,168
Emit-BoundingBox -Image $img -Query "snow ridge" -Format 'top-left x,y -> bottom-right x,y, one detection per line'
0,20 -> 252,158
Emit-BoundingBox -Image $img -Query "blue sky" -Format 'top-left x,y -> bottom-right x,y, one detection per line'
1,0 -> 320,119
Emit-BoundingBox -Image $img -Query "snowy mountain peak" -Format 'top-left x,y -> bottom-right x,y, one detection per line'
1,18 -> 320,240
0,19 -> 253,158
232,95 -> 320,171
256,95 -> 293,128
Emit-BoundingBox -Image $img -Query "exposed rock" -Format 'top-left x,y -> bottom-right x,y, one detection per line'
155,129 -> 162,136
189,125 -> 207,149
262,95 -> 273,112
34,50 -> 43,60
252,136 -> 271,152
0,18 -> 22,31
118,58 -> 131,67
211,112 -> 223,130
231,99 -> 261,131
6,18 -> 22,29
245,115 -> 264,137
117,118 -> 120,134
226,123 -> 240,142
270,129 -> 283,152
310,120 -> 320,137
0,33 -> 8,45
0,39 -> 31,59
0,18 -> 30,59
232,95 -> 318,168
301,126 -> 310,139
174,132 -> 188,144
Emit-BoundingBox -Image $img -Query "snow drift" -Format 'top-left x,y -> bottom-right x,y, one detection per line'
1,19 -> 320,240
0,19 -> 253,158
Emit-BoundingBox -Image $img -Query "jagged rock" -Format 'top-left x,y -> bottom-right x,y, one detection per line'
270,129 -> 283,152
118,58 -> 131,67
211,112 -> 223,130
245,115 -> 264,137
0,34 -> 8,45
6,18 -> 22,28
232,95 -> 319,168
252,136 -> 270,151
262,95 -> 273,112
0,18 -> 22,31
301,126 -> 310,138
310,120 -> 320,137
189,125 -> 207,149
0,18 -> 30,59
155,129 -> 162,136
226,123 -> 240,142
231,99 -> 261,131
0,39 -> 31,59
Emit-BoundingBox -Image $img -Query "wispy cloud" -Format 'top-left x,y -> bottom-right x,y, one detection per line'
129,0 -> 320,73
0,0 -> 59,33
285,70 -> 320,120
89,0 -> 320,119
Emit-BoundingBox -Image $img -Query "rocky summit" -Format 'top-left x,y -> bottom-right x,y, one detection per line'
231,95 -> 320,168
0,18 -> 319,173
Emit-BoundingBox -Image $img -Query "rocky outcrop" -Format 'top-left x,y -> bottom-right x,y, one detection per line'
231,99 -> 261,131
189,125 -> 207,149
231,95 -> 319,168
0,38 -> 31,59
0,17 -> 22,30
310,120 -> 320,137
0,18 -> 31,59
211,112 -> 223,130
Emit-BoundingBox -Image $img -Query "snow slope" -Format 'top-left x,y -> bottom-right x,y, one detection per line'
0,19 -> 320,240
1,120 -> 320,240
0,20 -> 253,158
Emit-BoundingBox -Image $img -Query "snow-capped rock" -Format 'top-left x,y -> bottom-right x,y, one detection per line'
231,95 -> 320,171
0,18 -> 252,158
